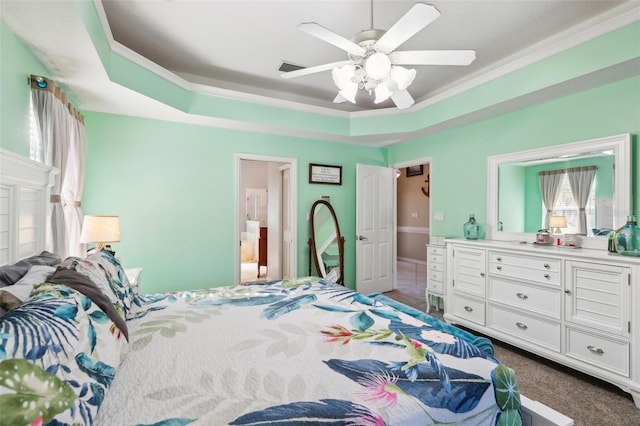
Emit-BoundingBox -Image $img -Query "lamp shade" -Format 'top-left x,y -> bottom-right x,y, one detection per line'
80,215 -> 120,244
549,215 -> 568,229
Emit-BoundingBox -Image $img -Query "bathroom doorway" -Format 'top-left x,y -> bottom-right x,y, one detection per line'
236,154 -> 297,284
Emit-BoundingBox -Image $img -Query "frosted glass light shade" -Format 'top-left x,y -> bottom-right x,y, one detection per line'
374,82 -> 393,104
364,52 -> 391,80
80,215 -> 120,245
390,66 -> 416,91
332,65 -> 358,103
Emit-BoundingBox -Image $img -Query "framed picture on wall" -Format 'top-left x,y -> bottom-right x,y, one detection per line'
309,163 -> 342,185
406,165 -> 423,177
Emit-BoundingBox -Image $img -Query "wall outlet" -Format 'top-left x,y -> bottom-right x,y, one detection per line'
411,212 -> 418,218
434,212 -> 445,222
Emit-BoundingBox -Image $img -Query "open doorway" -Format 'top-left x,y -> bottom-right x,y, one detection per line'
387,158 -> 431,311
236,154 -> 297,285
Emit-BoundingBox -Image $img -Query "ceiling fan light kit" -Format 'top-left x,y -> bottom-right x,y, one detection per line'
282,2 -> 476,110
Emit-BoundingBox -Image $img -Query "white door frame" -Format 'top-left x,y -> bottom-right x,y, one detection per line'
235,154 -> 297,284
391,156 -> 432,286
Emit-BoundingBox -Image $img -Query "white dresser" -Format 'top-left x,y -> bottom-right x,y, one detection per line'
426,244 -> 446,313
444,239 -> 640,408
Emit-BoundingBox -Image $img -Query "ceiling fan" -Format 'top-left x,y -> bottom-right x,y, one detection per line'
281,2 -> 476,109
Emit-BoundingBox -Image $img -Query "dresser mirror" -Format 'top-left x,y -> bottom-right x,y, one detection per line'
309,199 -> 345,285
487,134 -> 631,249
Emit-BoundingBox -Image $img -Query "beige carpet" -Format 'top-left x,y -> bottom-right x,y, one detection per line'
386,260 -> 640,425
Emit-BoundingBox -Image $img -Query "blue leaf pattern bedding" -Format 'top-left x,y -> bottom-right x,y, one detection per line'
0,283 -> 127,426
93,278 -> 521,426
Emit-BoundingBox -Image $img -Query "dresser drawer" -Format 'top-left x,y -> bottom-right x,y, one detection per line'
488,277 -> 561,319
428,269 -> 444,283
428,261 -> 444,273
566,328 -> 629,377
451,293 -> 485,325
428,253 -> 444,266
489,252 -> 560,286
428,278 -> 444,294
490,252 -> 560,273
488,304 -> 561,352
428,246 -> 445,256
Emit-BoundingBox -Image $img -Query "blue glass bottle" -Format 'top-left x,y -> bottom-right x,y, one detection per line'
464,213 -> 479,240
614,215 -> 640,256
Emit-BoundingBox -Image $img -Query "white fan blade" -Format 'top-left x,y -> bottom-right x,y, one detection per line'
298,22 -> 366,57
390,50 -> 476,66
281,60 -> 351,79
375,3 -> 440,54
390,89 -> 415,109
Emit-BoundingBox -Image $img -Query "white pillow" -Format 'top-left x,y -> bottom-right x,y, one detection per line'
2,265 -> 56,301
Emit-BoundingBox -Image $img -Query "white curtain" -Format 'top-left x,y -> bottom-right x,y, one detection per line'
538,169 -> 565,229
567,166 -> 597,235
30,76 -> 87,258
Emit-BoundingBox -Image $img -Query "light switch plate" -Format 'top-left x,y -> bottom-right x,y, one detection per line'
434,212 -> 445,222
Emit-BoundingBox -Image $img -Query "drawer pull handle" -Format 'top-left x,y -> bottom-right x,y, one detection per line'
564,289 -> 571,294
464,306 -> 473,312
587,345 -> 604,355
496,266 -> 502,271
496,257 -> 502,262
516,293 -> 528,300
516,322 -> 528,330
480,272 -> 485,277
544,273 -> 550,279
544,263 -> 550,269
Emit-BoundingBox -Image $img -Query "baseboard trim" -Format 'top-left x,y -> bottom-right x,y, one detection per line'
398,257 -> 427,266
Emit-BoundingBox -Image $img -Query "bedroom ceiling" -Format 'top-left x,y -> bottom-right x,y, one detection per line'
0,1 -> 638,146
99,0 -> 629,111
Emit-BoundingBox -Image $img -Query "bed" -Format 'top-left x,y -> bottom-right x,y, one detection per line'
0,149 -> 572,426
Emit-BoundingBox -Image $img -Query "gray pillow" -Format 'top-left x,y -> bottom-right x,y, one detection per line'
0,265 -> 56,303
0,251 -> 61,287
0,264 -> 29,288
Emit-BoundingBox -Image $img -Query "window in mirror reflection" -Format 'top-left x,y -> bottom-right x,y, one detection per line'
499,154 -> 614,236
540,171 -> 597,235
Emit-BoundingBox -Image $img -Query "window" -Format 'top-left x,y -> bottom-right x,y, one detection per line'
543,174 -> 596,233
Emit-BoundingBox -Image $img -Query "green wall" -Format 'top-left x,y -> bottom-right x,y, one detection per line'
81,113 -> 383,293
385,75 -> 640,240
0,21 -> 49,156
2,18 -> 639,294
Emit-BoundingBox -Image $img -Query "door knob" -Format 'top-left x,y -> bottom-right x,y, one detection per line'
357,235 -> 368,241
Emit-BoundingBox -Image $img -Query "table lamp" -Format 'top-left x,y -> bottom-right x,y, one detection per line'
549,215 -> 567,245
80,215 -> 120,252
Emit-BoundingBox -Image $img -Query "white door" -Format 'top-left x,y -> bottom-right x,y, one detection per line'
280,166 -> 292,280
356,164 -> 395,293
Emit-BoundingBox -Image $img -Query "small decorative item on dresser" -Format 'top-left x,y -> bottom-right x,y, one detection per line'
463,213 -> 479,240
613,215 -> 640,256
608,232 -> 617,252
535,229 -> 552,245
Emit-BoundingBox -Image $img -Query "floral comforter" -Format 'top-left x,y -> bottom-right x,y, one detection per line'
95,278 -> 521,425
